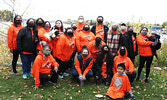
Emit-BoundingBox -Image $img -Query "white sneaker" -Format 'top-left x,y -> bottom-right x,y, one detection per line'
63,72 -> 69,76
58,75 -> 64,79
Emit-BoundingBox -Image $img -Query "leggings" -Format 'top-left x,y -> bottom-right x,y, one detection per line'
137,56 -> 153,79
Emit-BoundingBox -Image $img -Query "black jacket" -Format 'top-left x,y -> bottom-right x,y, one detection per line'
91,25 -> 109,43
17,26 -> 39,54
95,51 -> 113,76
122,32 -> 138,58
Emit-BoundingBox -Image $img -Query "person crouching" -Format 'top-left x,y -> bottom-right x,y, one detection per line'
72,45 -> 93,86
106,63 -> 134,99
32,45 -> 59,90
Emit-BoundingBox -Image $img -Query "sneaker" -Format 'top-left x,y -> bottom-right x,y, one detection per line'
58,75 -> 64,79
63,72 -> 69,76
144,79 -> 149,83
27,73 -> 33,77
23,74 -> 27,79
49,81 -> 57,85
13,72 -> 18,76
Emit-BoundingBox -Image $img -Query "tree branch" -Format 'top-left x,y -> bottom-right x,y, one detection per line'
21,0 -> 32,16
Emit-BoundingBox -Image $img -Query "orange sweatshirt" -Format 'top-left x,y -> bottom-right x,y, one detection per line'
106,73 -> 131,99
88,35 -> 106,61
76,22 -> 86,32
113,47 -> 135,75
75,53 -> 93,76
136,33 -> 153,56
76,30 -> 95,52
32,51 -> 59,86
54,34 -> 75,61
7,24 -> 23,50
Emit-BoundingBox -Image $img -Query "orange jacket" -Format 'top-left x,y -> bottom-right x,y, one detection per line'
75,53 -> 93,76
113,47 -> 135,75
32,51 -> 59,86
88,35 -> 106,61
37,28 -> 52,50
76,30 -> 95,52
106,73 -> 131,99
54,34 -> 75,61
136,33 -> 153,56
7,24 -> 23,50
76,22 -> 86,32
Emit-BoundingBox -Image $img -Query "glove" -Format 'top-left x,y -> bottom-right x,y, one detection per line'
152,39 -> 158,46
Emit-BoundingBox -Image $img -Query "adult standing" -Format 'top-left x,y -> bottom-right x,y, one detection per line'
76,16 -> 86,32
122,26 -> 138,63
136,27 -> 157,83
7,15 -> 23,75
107,25 -> 122,58
91,16 -> 109,43
52,20 -> 64,35
120,23 -> 127,34
17,18 -> 39,79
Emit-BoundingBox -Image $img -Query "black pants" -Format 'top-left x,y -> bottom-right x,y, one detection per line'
69,52 -> 76,70
39,69 -> 58,84
129,57 -> 135,64
12,49 -> 19,73
137,56 -> 153,79
55,57 -> 70,75
127,71 -> 136,83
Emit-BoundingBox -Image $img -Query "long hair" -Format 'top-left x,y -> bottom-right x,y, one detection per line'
54,20 -> 64,32
108,24 -> 121,34
44,21 -> 51,28
64,27 -> 73,36
14,15 -> 22,27
36,18 -> 44,27
26,18 -> 38,34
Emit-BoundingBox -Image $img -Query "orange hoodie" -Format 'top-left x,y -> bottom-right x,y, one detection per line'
136,33 -> 153,56
113,47 -> 135,75
75,53 -> 93,76
106,73 -> 131,99
54,34 -> 75,61
7,24 -> 23,50
76,30 -> 95,52
88,35 -> 106,61
36,28 -> 53,50
76,22 -> 86,32
32,51 -> 59,86
95,23 -> 105,40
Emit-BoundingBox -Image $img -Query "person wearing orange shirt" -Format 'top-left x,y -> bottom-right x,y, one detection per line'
17,18 -> 39,79
76,24 -> 95,53
122,26 -> 138,63
36,18 -> 44,30
106,63 -> 134,99
88,35 -> 105,76
72,45 -> 93,86
52,20 -> 64,35
37,21 -> 53,53
76,16 -> 86,32
7,15 -> 23,75
54,27 -> 76,79
113,46 -> 136,83
32,45 -> 59,90
120,23 -> 127,34
95,45 -> 113,85
136,27 -> 157,83
91,16 -> 109,43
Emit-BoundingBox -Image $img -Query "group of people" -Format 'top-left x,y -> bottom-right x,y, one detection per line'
7,15 -> 161,99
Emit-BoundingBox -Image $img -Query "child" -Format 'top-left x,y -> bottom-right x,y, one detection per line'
106,63 -> 134,99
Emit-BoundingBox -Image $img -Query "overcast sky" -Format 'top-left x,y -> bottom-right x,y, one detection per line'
0,0 -> 166,24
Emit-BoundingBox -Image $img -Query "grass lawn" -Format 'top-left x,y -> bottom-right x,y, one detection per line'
0,66 -> 167,100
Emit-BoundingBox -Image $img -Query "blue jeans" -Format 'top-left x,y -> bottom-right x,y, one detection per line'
72,68 -> 93,79
20,54 -> 35,74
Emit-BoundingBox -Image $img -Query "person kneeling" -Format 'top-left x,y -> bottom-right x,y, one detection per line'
32,45 -> 59,90
106,63 -> 134,99
72,45 -> 93,86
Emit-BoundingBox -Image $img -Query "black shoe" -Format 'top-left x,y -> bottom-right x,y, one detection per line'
136,77 -> 139,81
144,79 -> 149,83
